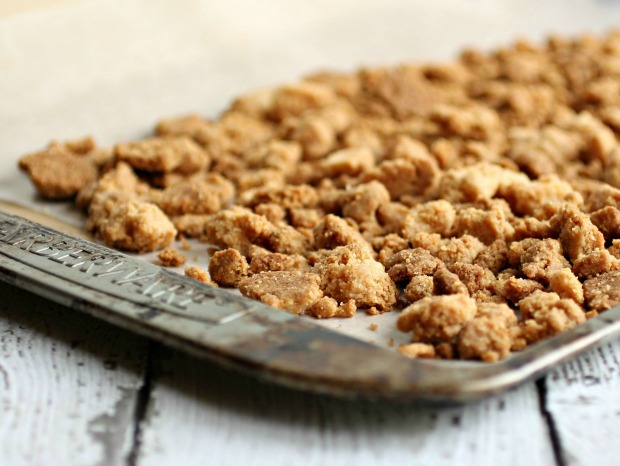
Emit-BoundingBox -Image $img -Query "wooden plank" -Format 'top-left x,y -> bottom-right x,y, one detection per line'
545,340 -> 620,466
0,281 -> 147,466
135,347 -> 556,466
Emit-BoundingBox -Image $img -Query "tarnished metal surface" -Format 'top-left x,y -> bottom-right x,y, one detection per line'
1,210 -> 620,404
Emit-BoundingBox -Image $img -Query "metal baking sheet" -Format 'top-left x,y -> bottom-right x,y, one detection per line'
2,210 -> 620,404
4,0 -> 620,404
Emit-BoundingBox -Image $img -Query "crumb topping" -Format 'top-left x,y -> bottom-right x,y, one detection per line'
20,30 -> 620,361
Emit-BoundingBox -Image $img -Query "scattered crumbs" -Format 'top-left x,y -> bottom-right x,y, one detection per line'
387,338 -> 395,348
184,265 -> 217,286
398,342 -> 436,359
180,236 -> 191,251
369,323 -> 378,331
158,246 -> 187,267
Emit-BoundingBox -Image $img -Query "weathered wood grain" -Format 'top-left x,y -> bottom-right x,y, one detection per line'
0,281 -> 147,466
545,340 -> 620,466
135,347 -> 556,466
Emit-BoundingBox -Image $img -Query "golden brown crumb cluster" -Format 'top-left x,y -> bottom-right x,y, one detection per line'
19,30 -> 620,361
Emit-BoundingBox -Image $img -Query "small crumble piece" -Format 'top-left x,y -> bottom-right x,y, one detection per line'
368,145 -> 440,198
339,300 -> 358,317
549,268 -> 584,304
19,142 -> 99,199
180,237 -> 191,251
249,251 -> 309,274
433,235 -> 486,267
584,270 -> 620,312
238,184 -> 318,209
404,275 -> 435,302
473,239 -> 509,275
312,243 -> 397,311
495,276 -> 544,304
500,175 -> 582,218
572,248 -> 620,278
369,323 -> 378,331
451,262 -> 496,297
184,265 -> 217,286
476,302 -> 518,327
583,183 -> 620,212
172,214 -> 210,238
115,136 -> 209,174
340,181 -> 391,223
158,246 -> 187,267
242,140 -> 302,175
430,103 -> 502,141
208,248 -> 249,287
313,214 -> 369,250
398,343 -> 436,359
376,202 -> 410,234
374,233 -> 410,266
511,216 -> 554,240
269,81 -> 337,120
238,271 -> 323,314
397,294 -> 478,343
204,206 -> 311,256
289,207 -> 325,229
509,238 -> 570,282
253,203 -> 286,224
451,201 -> 515,245
552,204 -> 605,261
401,200 -> 456,239
318,147 -> 376,178
91,161 -> 150,198
95,200 -> 177,253
433,163 -> 522,203
433,266 -> 469,296
155,173 -> 235,216
306,297 -> 340,319
518,291 -> 586,343
457,317 -> 513,362
211,111 -> 274,156
386,248 -> 441,283
590,206 -> 620,241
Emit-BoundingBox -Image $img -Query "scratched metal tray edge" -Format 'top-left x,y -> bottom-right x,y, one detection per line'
1,211 -> 620,404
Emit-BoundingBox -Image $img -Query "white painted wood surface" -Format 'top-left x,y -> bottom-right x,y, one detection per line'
4,276 -> 620,466
545,342 -> 620,466
136,347 -> 555,466
0,281 -> 147,466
